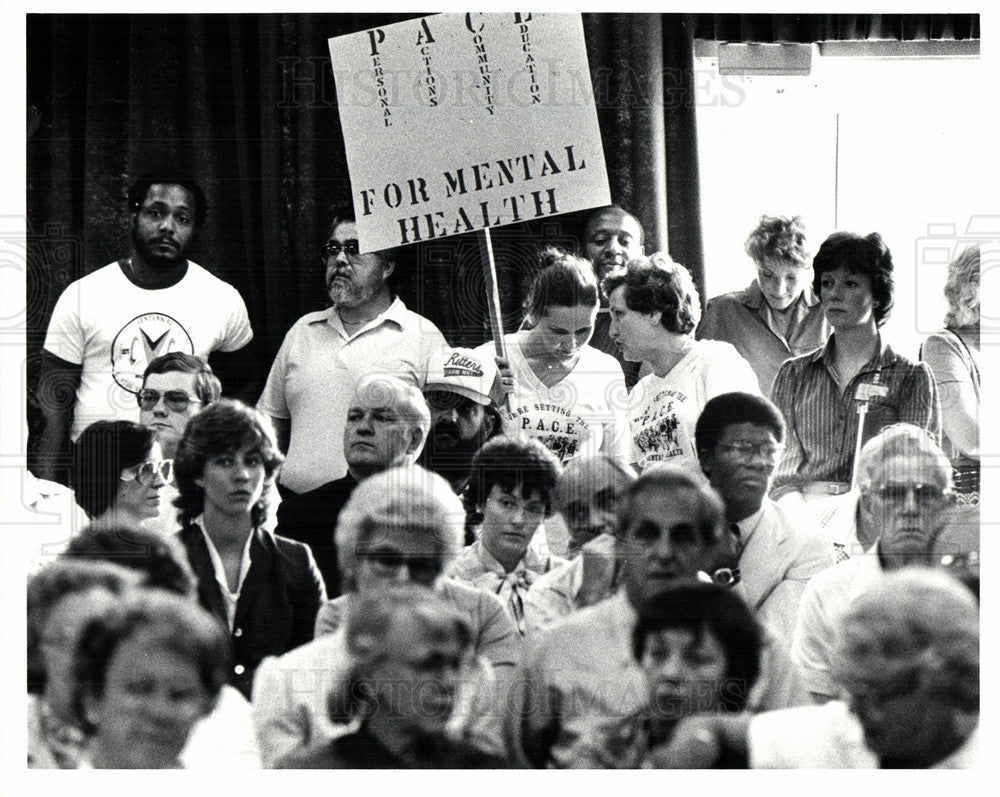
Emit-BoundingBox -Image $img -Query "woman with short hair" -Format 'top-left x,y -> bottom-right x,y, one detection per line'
770,231 -> 940,502
697,215 -> 830,393
573,581 -> 763,768
71,420 -> 172,528
70,589 -> 231,769
604,253 -> 761,473
27,559 -> 141,768
277,584 -> 506,769
475,247 -> 629,466
174,398 -> 325,698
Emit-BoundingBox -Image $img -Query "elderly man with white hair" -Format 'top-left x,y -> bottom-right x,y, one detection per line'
275,373 -> 431,595
649,566 -> 979,768
790,423 -> 957,702
251,465 -> 520,767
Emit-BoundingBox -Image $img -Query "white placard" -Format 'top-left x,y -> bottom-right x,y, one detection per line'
328,12 -> 611,252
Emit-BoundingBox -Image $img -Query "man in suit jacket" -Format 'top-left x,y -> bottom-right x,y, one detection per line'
275,374 -> 431,595
695,392 -> 834,644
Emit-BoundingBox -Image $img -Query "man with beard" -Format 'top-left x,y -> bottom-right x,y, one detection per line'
258,208 -> 445,496
36,174 -> 253,483
419,346 -> 502,501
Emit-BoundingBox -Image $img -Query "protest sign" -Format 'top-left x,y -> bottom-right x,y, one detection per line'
328,12 -> 611,252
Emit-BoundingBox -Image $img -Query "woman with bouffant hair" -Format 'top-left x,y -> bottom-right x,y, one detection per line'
602,254 -> 761,473
771,231 -> 940,502
697,215 -> 829,393
277,584 -> 505,769
474,246 -> 629,466
173,399 -> 325,697
69,589 -> 230,768
921,244 -> 981,502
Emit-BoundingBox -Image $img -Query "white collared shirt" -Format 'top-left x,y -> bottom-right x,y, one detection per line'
195,516 -> 254,631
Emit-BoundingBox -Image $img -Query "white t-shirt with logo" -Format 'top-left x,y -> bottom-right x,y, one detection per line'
627,339 -> 761,473
43,261 -> 253,439
474,337 -> 630,466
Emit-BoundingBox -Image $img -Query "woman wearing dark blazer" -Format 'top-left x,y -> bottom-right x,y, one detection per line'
174,399 -> 325,697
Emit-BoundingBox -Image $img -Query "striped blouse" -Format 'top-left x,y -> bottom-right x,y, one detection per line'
770,334 -> 941,498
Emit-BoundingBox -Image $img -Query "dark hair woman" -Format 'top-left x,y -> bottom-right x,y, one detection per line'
770,231 -> 940,503
173,398 -> 325,698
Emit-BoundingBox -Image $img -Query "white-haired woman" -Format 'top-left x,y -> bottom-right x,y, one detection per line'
276,584 -> 506,768
921,244 -> 980,504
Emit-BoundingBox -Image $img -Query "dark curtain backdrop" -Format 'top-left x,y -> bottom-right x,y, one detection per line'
26,12 -> 977,443
25,12 -> 702,444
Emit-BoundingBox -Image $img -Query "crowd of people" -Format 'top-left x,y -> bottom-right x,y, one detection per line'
25,175 -> 981,769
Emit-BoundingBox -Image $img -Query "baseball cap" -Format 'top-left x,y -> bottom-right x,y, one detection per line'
424,348 -> 498,406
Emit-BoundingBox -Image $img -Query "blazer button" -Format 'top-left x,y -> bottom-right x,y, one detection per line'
234,664 -> 245,675
234,627 -> 243,638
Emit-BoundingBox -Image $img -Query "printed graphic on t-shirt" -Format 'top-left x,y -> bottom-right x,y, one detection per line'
630,387 -> 687,465
503,402 -> 595,463
111,313 -> 194,393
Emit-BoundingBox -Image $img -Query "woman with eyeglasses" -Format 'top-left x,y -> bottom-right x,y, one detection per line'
174,398 -> 326,698
770,232 -> 941,504
71,420 -> 173,530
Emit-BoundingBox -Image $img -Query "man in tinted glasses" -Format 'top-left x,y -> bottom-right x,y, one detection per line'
695,392 -> 833,645
791,423 -> 956,703
139,353 -> 222,459
138,352 -> 227,536
258,208 -> 445,496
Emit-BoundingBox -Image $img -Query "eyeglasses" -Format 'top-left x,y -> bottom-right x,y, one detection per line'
716,441 -> 784,463
321,240 -> 361,259
136,389 -> 202,412
359,545 -> 441,580
120,459 -> 174,485
872,482 -> 950,505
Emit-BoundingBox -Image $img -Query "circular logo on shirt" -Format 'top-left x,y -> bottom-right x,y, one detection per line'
111,313 -> 194,393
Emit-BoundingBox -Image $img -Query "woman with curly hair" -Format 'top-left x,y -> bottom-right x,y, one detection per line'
770,232 -> 940,502
920,244 -> 980,503
697,215 -> 830,393
474,246 -> 629,466
603,253 -> 760,473
173,398 -> 325,697
69,589 -> 231,769
276,583 -> 505,769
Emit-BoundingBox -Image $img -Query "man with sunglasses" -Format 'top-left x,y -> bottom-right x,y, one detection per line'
791,423 -> 956,703
258,208 -> 446,496
138,353 -> 222,459
136,353 -> 224,535
36,173 -> 253,485
695,392 -> 833,646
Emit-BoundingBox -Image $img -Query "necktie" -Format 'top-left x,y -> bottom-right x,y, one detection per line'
499,570 -> 531,636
